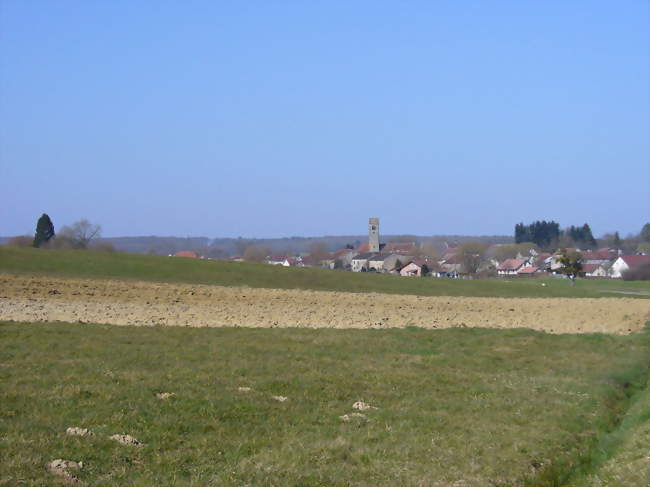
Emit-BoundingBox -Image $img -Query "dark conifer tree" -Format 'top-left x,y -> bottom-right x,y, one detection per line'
33,213 -> 55,248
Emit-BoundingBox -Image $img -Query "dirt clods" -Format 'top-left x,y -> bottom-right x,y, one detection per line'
48,459 -> 82,483
339,412 -> 367,422
109,434 -> 143,447
352,401 -> 377,411
66,427 -> 93,437
156,392 -> 175,400
1,274 -> 648,334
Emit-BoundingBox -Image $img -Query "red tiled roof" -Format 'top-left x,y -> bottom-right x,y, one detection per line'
497,259 -> 526,271
582,250 -> 614,261
620,254 -> 650,268
386,242 -> 416,252
581,263 -> 601,274
442,254 -> 462,264
441,251 -> 457,261
414,259 -> 441,271
175,251 -> 199,258
333,249 -> 354,257
517,266 -> 538,274
268,255 -> 288,262
355,243 -> 370,253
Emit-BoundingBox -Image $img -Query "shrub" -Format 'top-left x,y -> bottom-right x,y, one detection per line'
7,236 -> 33,247
622,262 -> 650,281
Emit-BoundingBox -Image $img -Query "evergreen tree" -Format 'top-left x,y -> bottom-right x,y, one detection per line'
565,223 -> 596,248
514,220 -> 560,248
33,213 -> 55,248
641,223 -> 650,243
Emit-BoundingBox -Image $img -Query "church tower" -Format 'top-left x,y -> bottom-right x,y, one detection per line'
368,217 -> 380,252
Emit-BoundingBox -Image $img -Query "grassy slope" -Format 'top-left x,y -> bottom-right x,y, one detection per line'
1,322 -> 649,486
567,381 -> 650,486
1,246 -> 649,299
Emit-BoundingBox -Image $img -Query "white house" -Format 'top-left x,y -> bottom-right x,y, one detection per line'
351,253 -> 377,272
582,263 -> 610,278
400,262 -> 424,277
610,255 -> 650,278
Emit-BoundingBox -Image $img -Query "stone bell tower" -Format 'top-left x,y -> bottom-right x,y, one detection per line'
368,217 -> 380,252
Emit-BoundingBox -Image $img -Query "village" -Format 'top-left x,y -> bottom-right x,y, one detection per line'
173,218 -> 650,280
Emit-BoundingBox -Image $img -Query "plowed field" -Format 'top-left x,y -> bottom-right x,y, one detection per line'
1,274 -> 648,334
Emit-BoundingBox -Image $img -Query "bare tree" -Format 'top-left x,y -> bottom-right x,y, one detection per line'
243,245 -> 267,263
57,219 -> 102,249
7,235 -> 33,247
234,238 -> 249,256
420,243 -> 439,259
309,241 -> 330,264
458,242 -> 488,275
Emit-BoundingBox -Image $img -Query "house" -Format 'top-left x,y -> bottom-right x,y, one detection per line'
175,251 -> 200,259
385,242 -> 417,255
400,261 -> 424,277
267,255 -> 290,266
497,259 -> 529,276
581,249 -> 617,265
351,253 -> 378,272
332,249 -> 356,269
581,263 -> 611,278
610,255 -> 650,278
548,249 -> 578,273
366,254 -> 404,273
517,265 -> 539,276
439,254 -> 462,274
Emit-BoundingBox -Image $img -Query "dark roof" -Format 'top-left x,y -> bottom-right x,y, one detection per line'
581,263 -> 601,273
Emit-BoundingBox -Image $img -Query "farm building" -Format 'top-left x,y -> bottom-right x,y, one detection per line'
517,266 -> 539,276
400,262 -> 424,277
497,259 -> 529,276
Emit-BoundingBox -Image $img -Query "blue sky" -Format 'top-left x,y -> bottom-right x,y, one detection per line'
1,1 -> 648,238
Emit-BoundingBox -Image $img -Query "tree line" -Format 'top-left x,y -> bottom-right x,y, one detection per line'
514,220 -> 646,251
8,214 -> 113,252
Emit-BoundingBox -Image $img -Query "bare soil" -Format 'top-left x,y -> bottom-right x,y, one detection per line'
1,274 -> 648,334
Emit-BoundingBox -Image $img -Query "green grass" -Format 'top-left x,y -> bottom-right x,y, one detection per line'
567,368 -> 650,486
1,246 -> 648,299
1,322 -> 649,486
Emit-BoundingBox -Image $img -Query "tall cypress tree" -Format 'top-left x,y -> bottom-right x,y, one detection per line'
33,213 -> 55,248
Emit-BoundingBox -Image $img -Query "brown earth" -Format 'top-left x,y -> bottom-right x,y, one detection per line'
0,274 -> 648,334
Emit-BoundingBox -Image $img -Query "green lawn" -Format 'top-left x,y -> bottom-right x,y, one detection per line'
1,322 -> 649,486
1,246 -> 648,299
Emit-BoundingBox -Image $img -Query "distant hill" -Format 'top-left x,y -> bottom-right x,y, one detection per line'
1,234 -> 513,256
103,234 -> 513,256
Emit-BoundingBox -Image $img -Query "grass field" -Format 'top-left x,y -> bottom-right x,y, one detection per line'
1,322 -> 649,486
1,246 -> 649,299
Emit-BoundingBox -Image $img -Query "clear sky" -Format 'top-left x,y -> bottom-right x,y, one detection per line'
1,1 -> 648,238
